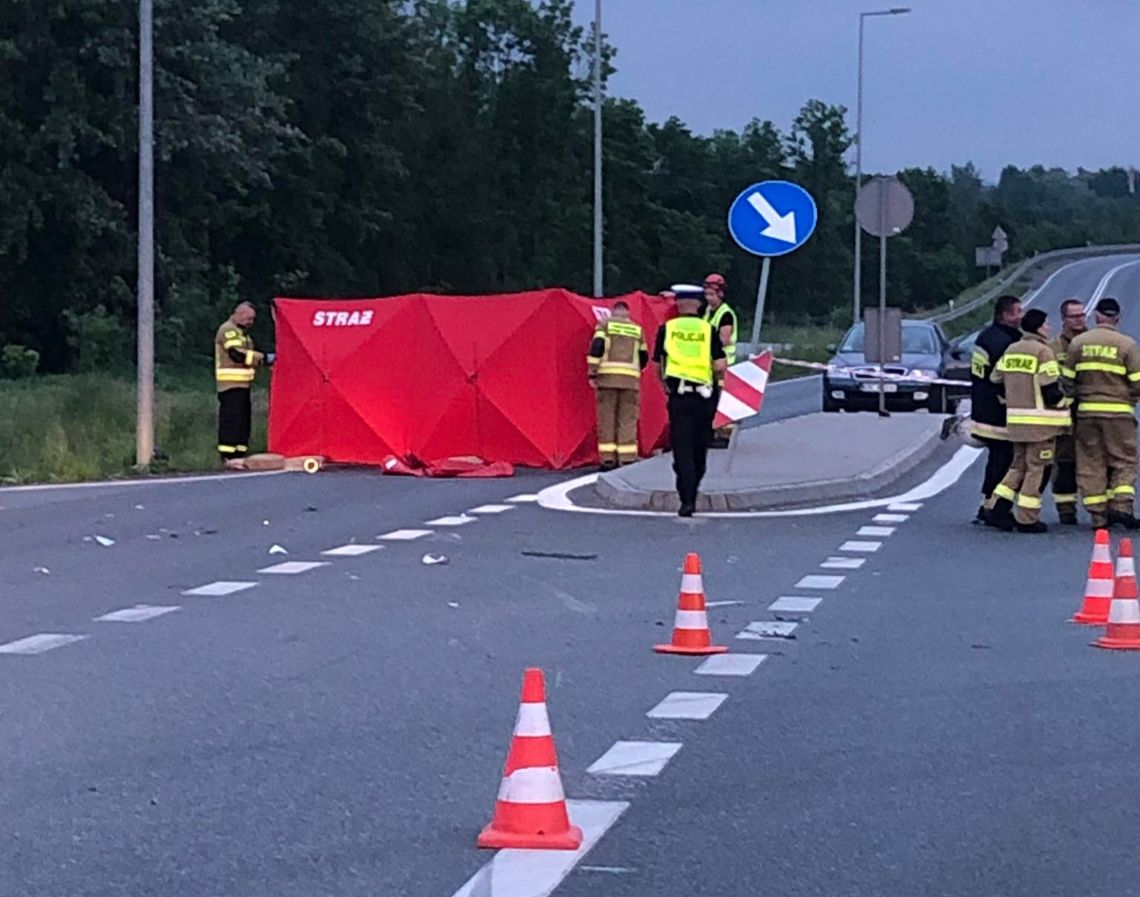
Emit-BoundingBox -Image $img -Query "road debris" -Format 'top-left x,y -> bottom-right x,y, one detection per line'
422,553 -> 449,566
447,601 -> 460,608
269,544 -> 289,555
94,536 -> 115,548
521,550 -> 598,561
33,566 -> 50,575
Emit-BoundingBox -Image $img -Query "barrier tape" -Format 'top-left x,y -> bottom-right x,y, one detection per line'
770,356 -> 967,388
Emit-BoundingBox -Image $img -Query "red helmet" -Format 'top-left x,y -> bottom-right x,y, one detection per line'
703,273 -> 726,289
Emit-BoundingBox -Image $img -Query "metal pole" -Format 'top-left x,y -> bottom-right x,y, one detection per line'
853,13 -> 865,329
592,0 -> 603,298
878,184 -> 889,418
136,0 -> 155,467
749,257 -> 772,352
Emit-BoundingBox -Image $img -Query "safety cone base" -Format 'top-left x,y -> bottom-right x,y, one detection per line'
477,822 -> 583,851
653,642 -> 728,655
1092,636 -> 1140,651
1072,611 -> 1109,625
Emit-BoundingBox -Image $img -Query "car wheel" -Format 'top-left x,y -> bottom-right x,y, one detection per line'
927,387 -> 949,414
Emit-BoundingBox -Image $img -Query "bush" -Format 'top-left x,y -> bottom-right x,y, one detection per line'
0,344 -> 39,379
63,305 -> 132,373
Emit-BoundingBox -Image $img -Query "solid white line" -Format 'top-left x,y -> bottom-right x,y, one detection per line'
257,561 -> 330,575
182,581 -> 258,597
321,544 -> 383,557
840,540 -> 881,553
378,529 -> 433,541
0,634 -> 88,655
507,494 -> 541,503
873,513 -> 909,523
857,526 -> 895,537
706,600 -> 746,608
580,865 -> 637,874
795,575 -> 845,590
769,596 -> 821,613
536,446 -> 982,518
0,470 -> 283,494
587,741 -> 682,776
821,556 -> 865,570
449,800 -> 628,897
737,620 -> 798,639
647,691 -> 727,720
424,515 -> 475,526
1085,259 -> 1140,313
695,654 -> 767,676
94,605 -> 180,623
468,504 -> 515,514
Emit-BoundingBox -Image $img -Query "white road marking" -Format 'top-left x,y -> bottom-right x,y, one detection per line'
468,504 -> 515,514
0,469 -> 282,494
737,620 -> 798,639
1084,259 -> 1140,313
424,515 -> 476,526
378,529 -> 433,541
182,581 -> 258,597
795,574 -> 845,590
706,600 -> 745,608
449,800 -> 628,897
769,596 -> 821,613
507,494 -> 541,503
857,526 -> 895,537
321,544 -> 383,557
94,605 -> 180,623
537,446 -> 982,517
257,561 -> 330,575
821,556 -> 865,570
587,741 -> 682,776
873,513 -> 909,523
580,865 -> 637,874
647,691 -> 727,720
695,654 -> 767,676
0,634 -> 88,655
839,540 -> 881,553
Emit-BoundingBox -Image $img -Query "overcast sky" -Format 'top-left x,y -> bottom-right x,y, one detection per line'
577,1 -> 1140,181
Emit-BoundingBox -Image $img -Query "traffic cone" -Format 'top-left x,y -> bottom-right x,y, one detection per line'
1072,529 -> 1115,625
654,552 -> 728,655
1094,539 -> 1140,650
477,668 -> 582,850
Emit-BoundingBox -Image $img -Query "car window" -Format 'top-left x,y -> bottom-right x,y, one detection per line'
839,323 -> 937,355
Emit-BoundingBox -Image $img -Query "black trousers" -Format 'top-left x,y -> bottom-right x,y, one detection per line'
217,389 -> 252,460
669,391 -> 717,506
977,436 -> 1013,500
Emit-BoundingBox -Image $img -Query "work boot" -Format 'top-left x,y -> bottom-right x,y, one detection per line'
1058,507 -> 1078,526
1015,520 -> 1048,534
1091,515 -> 1109,530
1109,510 -> 1140,530
972,504 -> 987,526
678,502 -> 695,518
600,460 -> 617,472
985,498 -> 1015,532
709,437 -> 730,450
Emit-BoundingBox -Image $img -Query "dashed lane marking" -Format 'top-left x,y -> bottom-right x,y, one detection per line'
821,556 -> 865,570
182,581 -> 258,597
857,525 -> 895,537
0,634 -> 88,655
768,596 -> 822,614
468,504 -> 516,514
257,561 -> 330,575
424,515 -> 476,526
873,513 -> 909,523
795,574 -> 845,590
737,621 -> 798,640
321,544 -> 383,557
839,540 -> 881,553
647,691 -> 728,720
378,529 -> 433,541
587,741 -> 683,776
695,654 -> 767,676
94,605 -> 180,623
449,800 -> 628,897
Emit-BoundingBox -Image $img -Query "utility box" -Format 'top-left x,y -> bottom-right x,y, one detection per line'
863,307 -> 902,364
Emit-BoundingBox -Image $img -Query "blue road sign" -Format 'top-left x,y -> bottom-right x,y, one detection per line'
727,180 -> 818,257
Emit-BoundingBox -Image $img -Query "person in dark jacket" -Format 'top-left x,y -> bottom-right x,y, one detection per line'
969,293 -> 1023,524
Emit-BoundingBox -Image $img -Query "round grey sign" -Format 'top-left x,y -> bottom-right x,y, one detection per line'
855,176 -> 915,238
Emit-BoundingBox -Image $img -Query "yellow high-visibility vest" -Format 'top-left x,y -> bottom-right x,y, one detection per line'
664,317 -> 714,385
705,303 -> 737,365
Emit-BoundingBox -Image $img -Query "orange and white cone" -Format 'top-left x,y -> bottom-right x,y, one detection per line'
654,552 -> 728,655
1094,538 -> 1140,650
1072,529 -> 1115,625
477,668 -> 582,850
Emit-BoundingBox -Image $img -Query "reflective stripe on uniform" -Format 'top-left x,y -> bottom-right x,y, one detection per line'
1006,409 -> 1071,425
1038,359 -> 1060,377
971,348 -> 990,379
993,483 -> 1016,501
235,444 -> 248,452
1078,401 -> 1135,414
218,444 -> 238,453
216,369 -> 255,382
223,339 -> 245,349
971,421 -> 1009,439
997,353 -> 1039,373
1016,494 -> 1043,509
597,442 -> 618,452
1114,485 -> 1137,496
617,443 -> 638,455
1129,371 -> 1140,382
596,363 -> 641,377
1054,493 -> 1078,503
1075,361 -> 1127,375
1084,494 -> 1109,507
1061,366 -> 1076,378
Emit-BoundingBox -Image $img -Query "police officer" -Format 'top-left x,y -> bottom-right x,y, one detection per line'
587,300 -> 649,469
1064,296 -> 1140,529
1050,298 -> 1087,523
970,294 -> 1023,525
653,289 -> 727,517
986,309 -> 1069,533
215,301 -> 274,470
702,273 -> 737,448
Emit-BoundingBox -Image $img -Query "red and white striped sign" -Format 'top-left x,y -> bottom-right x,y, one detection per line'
713,351 -> 772,428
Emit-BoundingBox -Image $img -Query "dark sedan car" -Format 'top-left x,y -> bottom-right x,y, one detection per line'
822,319 -> 970,413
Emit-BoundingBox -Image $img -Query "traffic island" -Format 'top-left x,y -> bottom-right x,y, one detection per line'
595,411 -> 949,512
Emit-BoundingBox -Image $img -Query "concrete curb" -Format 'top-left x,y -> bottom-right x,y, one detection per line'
595,417 -> 948,512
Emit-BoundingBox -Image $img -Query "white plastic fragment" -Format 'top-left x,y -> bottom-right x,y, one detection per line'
422,553 -> 449,566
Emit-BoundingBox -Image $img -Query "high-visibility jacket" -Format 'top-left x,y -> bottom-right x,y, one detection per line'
705,302 -> 737,365
989,332 -> 1069,442
663,317 -> 714,386
1063,323 -> 1140,418
970,321 -> 1021,440
215,318 -> 264,391
587,319 -> 648,390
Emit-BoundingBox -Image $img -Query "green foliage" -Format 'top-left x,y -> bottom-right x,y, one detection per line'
0,344 -> 39,379
62,304 -> 131,373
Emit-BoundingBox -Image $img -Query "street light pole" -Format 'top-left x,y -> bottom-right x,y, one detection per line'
592,0 -> 603,298
136,0 -> 155,468
853,7 -> 910,329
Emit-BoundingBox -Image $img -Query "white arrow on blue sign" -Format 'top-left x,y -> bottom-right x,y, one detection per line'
727,180 -> 818,258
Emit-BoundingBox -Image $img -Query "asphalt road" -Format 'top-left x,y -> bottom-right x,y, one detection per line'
4,254 -> 1140,896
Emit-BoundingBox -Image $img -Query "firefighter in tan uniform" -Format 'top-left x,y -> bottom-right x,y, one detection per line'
214,301 -> 274,469
986,309 -> 1070,532
1063,297 -> 1140,529
587,300 -> 649,469
1049,298 -> 1087,523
